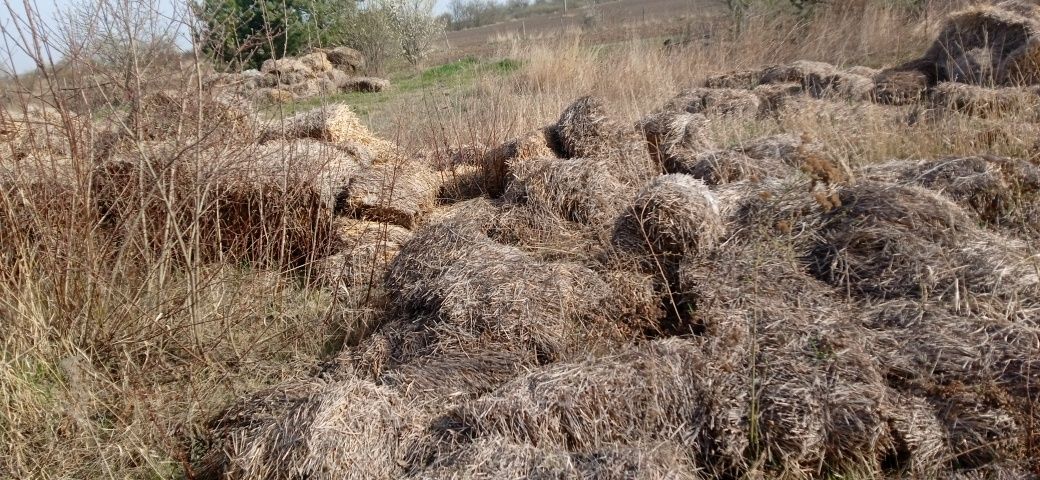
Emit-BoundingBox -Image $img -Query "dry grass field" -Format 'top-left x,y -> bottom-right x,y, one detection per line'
2,0 -> 1040,478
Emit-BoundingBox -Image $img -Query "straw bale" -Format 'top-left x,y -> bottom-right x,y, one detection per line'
505,156 -> 633,225
129,90 -> 255,142
313,219 -> 413,295
612,174 -> 724,261
477,128 -> 558,197
340,159 -> 440,228
753,82 -> 804,113
661,87 -> 762,117
847,65 -> 881,78
323,68 -> 352,89
806,181 -> 1036,301
93,139 -> 360,263
666,133 -> 838,186
416,436 -> 702,480
929,82 -> 1040,116
258,87 -> 295,104
340,76 -> 390,93
922,2 -> 1040,85
937,391 -> 1024,468
551,97 -> 656,183
636,110 -> 713,170
861,156 -> 1040,234
882,392 -> 951,477
298,52 -> 333,73
194,377 -> 417,480
260,104 -> 393,159
380,221 -> 621,372
874,67 -> 932,105
703,68 -> 763,89
803,70 -> 875,101
260,57 -> 312,76
325,46 -> 365,71
671,149 -> 787,185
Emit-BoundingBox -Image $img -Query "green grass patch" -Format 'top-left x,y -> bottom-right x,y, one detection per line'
282,57 -> 522,116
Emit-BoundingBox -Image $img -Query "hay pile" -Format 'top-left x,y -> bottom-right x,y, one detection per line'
193,80 -> 1040,478
226,48 -> 388,104
339,158 -> 440,228
260,104 -> 395,161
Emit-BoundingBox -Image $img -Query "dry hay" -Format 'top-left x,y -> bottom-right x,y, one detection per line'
415,435 -> 701,480
325,46 -> 365,72
660,87 -> 762,117
260,104 -> 394,161
760,61 -> 875,101
551,96 -> 657,184
260,57 -> 313,76
340,76 -> 390,93
860,155 -> 1040,235
473,128 -> 559,197
806,181 -> 1038,302
612,174 -> 724,264
93,138 -> 360,263
677,241 -> 896,476
752,81 -> 804,113
504,156 -> 633,226
873,61 -> 934,105
128,90 -> 255,142
257,87 -> 295,104
312,219 -> 413,297
375,220 -> 626,382
636,110 -> 713,172
859,301 -> 1040,472
339,158 -> 440,228
297,52 -> 333,73
703,68 -> 763,89
664,133 -> 843,187
929,81 -> 1040,117
193,377 -> 420,480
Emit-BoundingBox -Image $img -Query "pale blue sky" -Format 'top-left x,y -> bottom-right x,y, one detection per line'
0,0 -> 453,74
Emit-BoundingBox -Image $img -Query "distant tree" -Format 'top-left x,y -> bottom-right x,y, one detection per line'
194,0 -> 356,69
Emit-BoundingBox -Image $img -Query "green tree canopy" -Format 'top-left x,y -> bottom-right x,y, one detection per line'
195,0 -> 357,69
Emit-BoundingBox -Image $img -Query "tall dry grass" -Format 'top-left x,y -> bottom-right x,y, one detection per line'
0,0 -> 1033,477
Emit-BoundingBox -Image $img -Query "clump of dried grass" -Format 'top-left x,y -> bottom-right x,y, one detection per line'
194,376 -> 419,480
636,110 -> 713,170
505,156 -> 632,226
476,128 -> 559,197
661,87 -> 762,117
128,90 -> 255,142
324,47 -> 365,72
312,218 -> 413,299
929,82 -> 1040,117
861,155 -> 1040,235
339,159 -> 439,228
260,104 -> 394,160
550,96 -> 656,184
612,174 -> 724,263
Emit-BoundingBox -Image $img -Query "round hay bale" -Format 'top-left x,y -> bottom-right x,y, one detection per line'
194,377 -> 418,480
636,111 -> 713,169
93,139 -> 359,264
339,158 -> 440,228
298,51 -> 332,73
505,157 -> 633,226
661,88 -> 762,117
340,76 -> 390,93
326,46 -> 365,71
922,2 -> 1039,85
612,174 -> 724,260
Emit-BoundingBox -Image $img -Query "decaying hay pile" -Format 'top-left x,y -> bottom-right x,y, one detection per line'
3,2 -> 1028,477
210,46 -> 390,104
189,3 -> 1040,472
